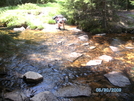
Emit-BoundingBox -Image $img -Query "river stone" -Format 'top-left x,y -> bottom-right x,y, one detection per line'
13,26 -> 25,31
4,90 -> 28,101
53,85 -> 91,97
78,35 -> 89,41
109,46 -> 119,52
23,71 -> 43,83
30,91 -> 59,101
104,71 -> 131,87
89,46 -> 96,49
86,60 -> 102,66
98,55 -> 113,62
66,52 -> 83,62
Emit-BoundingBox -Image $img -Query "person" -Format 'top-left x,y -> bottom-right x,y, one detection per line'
53,15 -> 67,30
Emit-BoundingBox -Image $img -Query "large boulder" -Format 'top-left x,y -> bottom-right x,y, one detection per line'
104,71 -> 131,87
53,85 -> 91,97
23,71 -> 43,83
30,91 -> 59,101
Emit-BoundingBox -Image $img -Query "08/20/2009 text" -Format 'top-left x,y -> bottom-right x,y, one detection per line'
96,88 -> 122,92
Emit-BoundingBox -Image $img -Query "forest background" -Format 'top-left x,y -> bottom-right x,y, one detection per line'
0,0 -> 134,33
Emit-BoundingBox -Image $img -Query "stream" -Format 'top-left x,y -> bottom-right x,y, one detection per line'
0,25 -> 134,101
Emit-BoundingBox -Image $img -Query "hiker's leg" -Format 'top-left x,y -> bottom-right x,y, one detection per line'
62,22 -> 65,29
57,23 -> 62,29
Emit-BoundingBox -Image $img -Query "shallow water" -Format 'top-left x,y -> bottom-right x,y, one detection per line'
0,26 -> 134,101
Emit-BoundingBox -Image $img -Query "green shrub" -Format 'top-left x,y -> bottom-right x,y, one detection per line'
0,11 -> 26,27
17,3 -> 40,10
48,19 -> 55,24
37,25 -> 44,30
0,3 -> 63,28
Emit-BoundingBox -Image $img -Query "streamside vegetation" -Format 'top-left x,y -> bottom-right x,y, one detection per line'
62,0 -> 134,33
0,0 -> 134,32
0,0 -> 134,53
0,3 -> 62,29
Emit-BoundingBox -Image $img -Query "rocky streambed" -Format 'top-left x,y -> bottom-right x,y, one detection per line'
0,25 -> 134,101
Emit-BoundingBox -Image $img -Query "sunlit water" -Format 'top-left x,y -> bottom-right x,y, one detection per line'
0,25 -> 134,101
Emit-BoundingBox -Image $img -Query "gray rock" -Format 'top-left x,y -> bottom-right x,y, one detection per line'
104,71 -> 131,87
23,71 -> 43,83
53,85 -> 91,97
109,46 -> 119,52
82,43 -> 89,46
78,35 -> 89,41
30,91 -> 59,101
98,55 -> 113,62
66,52 -> 83,62
89,46 -> 96,49
125,47 -> 134,49
95,33 -> 106,36
13,26 -> 25,31
86,60 -> 102,66
4,90 -> 28,101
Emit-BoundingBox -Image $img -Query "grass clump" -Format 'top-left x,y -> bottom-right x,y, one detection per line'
0,3 -> 63,29
17,3 -> 40,10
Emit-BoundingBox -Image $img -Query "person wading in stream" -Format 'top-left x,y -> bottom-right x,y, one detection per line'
53,15 -> 67,30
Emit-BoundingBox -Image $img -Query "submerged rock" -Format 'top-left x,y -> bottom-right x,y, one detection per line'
23,71 -> 43,83
4,90 -> 28,101
30,91 -> 59,101
104,71 -> 131,87
53,85 -> 91,97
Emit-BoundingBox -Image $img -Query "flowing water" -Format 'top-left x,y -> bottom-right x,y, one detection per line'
0,25 -> 134,101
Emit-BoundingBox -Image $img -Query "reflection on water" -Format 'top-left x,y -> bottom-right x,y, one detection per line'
0,26 -> 134,101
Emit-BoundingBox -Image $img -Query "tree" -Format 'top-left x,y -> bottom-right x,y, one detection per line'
63,0 -> 121,33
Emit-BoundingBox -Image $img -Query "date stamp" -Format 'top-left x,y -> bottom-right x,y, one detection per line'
96,88 -> 122,92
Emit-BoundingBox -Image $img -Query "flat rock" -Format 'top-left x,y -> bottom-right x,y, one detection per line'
98,55 -> 113,62
104,71 -> 131,87
30,91 -> 59,101
13,26 -> 25,31
53,85 -> 91,97
89,46 -> 96,49
69,28 -> 81,32
23,71 -> 43,83
66,52 -> 83,62
86,60 -> 102,66
4,90 -> 27,101
95,33 -> 106,36
78,35 -> 89,41
82,43 -> 89,46
109,46 -> 119,52
125,47 -> 134,49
